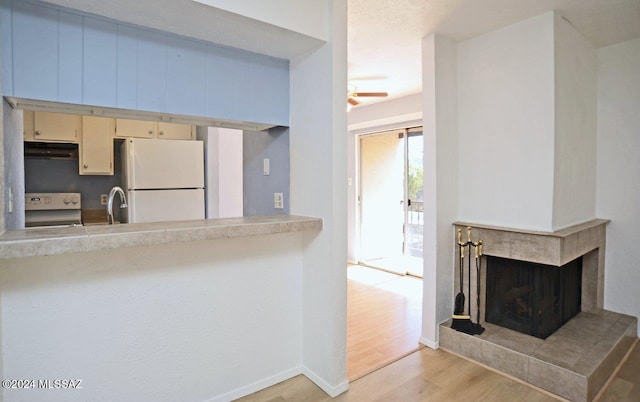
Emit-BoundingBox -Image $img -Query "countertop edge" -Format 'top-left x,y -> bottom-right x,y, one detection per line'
0,215 -> 323,260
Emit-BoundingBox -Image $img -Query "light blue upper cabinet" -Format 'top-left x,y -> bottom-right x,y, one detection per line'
83,17 -> 117,106
167,36 -> 207,116
206,46 -> 240,121
58,12 -> 82,104
116,25 -> 138,110
1,0 -> 13,95
137,29 -> 167,113
12,1 -> 58,100
1,0 -> 289,126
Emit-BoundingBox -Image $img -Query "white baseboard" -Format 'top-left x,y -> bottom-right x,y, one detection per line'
420,336 -> 439,350
302,366 -> 349,398
206,366 -> 302,402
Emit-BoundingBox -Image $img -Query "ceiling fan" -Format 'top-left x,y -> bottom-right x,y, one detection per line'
347,90 -> 388,107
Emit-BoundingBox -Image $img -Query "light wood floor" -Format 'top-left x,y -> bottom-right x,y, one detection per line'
346,265 -> 423,380
598,339 -> 640,401
237,341 -> 640,402
237,346 -> 560,401
236,264 -> 640,401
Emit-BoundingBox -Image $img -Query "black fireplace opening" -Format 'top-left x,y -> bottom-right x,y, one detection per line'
485,256 -> 582,339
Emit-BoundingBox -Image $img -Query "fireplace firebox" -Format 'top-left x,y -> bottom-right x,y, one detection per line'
485,256 -> 582,339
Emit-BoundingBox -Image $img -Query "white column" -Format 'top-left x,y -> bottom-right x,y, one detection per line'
421,34 -> 459,348
289,0 -> 349,396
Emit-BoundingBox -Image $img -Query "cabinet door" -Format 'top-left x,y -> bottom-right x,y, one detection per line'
115,118 -> 155,138
34,112 -> 81,142
157,122 -> 193,140
80,116 -> 114,175
23,110 -> 35,141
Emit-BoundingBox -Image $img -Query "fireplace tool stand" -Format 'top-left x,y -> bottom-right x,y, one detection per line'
451,227 -> 485,335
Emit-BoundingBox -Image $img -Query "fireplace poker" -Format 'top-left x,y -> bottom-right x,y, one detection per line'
467,227 -> 472,323
454,229 -> 465,315
475,241 -> 483,326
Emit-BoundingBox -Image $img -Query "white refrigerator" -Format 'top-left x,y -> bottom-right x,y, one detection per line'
121,138 -> 205,223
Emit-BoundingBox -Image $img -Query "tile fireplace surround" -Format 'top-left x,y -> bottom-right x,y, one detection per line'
440,220 -> 637,402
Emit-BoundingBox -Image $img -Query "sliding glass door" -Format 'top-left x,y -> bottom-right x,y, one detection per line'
405,128 -> 424,276
358,127 -> 424,276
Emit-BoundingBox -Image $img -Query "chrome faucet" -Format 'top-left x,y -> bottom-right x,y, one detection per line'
107,186 -> 128,224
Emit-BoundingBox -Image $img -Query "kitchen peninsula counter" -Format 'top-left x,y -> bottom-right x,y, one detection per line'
0,215 -> 322,259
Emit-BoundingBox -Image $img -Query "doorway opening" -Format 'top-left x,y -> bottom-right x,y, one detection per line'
347,126 -> 424,381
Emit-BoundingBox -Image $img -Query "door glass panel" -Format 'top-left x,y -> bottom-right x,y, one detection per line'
359,132 -> 405,269
406,131 -> 424,258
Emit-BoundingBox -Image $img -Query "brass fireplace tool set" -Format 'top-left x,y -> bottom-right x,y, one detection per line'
451,226 -> 485,335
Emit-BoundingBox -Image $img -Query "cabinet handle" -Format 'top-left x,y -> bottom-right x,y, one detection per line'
84,164 -> 88,169
35,131 -> 41,136
159,131 -> 164,135
148,130 -> 153,135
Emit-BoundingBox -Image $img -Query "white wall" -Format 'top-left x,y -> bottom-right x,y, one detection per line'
422,34 -> 458,348
197,127 -> 243,219
457,12 -> 556,231
192,0 -> 328,41
218,129 -> 243,217
289,0 -> 348,396
1,234 -> 304,402
597,37 -> 640,334
552,14 -> 597,230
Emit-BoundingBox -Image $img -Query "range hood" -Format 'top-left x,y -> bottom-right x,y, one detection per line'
24,142 -> 78,160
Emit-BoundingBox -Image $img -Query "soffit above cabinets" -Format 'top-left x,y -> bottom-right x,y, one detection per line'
36,0 -> 325,60
5,97 -> 277,132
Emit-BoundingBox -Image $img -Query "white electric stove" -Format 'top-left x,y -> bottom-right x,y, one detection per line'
24,193 -> 82,228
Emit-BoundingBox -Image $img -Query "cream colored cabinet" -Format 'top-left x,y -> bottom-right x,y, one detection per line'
80,116 -> 114,175
158,122 -> 194,140
115,118 -> 155,138
23,110 -> 35,141
33,111 -> 81,142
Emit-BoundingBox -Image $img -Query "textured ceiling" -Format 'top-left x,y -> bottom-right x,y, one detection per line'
348,0 -> 640,105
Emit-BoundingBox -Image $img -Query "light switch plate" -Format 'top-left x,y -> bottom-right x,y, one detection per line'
263,158 -> 270,175
8,187 -> 13,213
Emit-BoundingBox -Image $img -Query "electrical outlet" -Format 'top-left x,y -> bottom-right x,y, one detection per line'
101,194 -> 108,205
274,192 -> 283,209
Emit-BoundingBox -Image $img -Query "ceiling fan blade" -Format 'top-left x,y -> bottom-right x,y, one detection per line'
352,92 -> 388,98
348,97 -> 359,106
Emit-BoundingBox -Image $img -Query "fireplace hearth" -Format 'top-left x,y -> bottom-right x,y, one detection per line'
440,220 -> 638,402
485,255 -> 582,339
